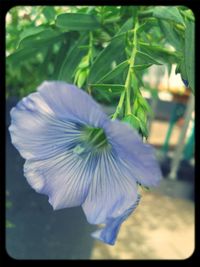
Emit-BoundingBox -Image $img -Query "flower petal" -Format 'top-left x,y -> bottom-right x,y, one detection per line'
91,195 -> 141,245
82,149 -> 139,238
24,150 -> 96,210
104,120 -> 162,187
37,81 -> 108,128
9,92 -> 84,160
8,84 -> 103,209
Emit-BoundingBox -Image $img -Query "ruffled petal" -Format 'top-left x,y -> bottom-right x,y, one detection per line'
91,195 -> 141,245
104,120 -> 162,187
8,84 -> 105,209
37,81 -> 108,128
9,92 -> 83,160
24,150 -> 96,210
82,149 -> 139,242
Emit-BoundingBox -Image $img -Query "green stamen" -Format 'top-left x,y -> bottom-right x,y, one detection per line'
82,126 -> 108,150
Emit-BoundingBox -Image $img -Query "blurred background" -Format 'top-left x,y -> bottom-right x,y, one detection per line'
6,6 -> 195,260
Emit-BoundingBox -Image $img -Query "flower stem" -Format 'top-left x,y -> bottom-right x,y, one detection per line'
124,19 -> 138,115
112,18 -> 139,120
112,91 -> 125,120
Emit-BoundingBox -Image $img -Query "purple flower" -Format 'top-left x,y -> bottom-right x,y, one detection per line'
9,81 -> 162,245
182,78 -> 189,88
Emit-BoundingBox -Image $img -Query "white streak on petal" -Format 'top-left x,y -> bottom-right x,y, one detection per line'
24,150 -> 97,210
82,149 -> 138,225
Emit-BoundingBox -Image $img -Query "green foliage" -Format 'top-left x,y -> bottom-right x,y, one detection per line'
153,6 -> 185,25
96,60 -> 129,83
56,13 -> 100,31
185,19 -> 195,92
6,6 -> 194,138
88,34 -> 126,84
58,34 -> 88,82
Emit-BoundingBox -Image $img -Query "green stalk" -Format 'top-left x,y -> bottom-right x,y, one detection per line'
86,32 -> 93,94
124,19 -> 138,115
112,18 -> 139,120
112,91 -> 125,120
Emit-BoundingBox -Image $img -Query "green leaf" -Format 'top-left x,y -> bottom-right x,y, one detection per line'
56,13 -> 100,31
132,63 -> 152,71
153,6 -> 185,25
180,9 -> 195,22
178,58 -> 188,81
43,6 -> 56,22
7,47 -> 40,65
78,70 -> 88,88
137,51 -> 162,65
122,114 -> 140,130
136,107 -> 149,138
158,20 -> 183,51
19,29 -> 63,48
137,18 -> 158,34
52,34 -> 72,79
185,19 -> 195,92
139,121 -> 148,138
139,42 -> 180,64
137,94 -> 153,115
136,106 -> 146,123
97,60 -> 129,83
90,84 -> 125,95
117,17 -> 133,34
88,35 -> 126,83
132,96 -> 139,114
58,35 -> 88,82
18,25 -> 46,45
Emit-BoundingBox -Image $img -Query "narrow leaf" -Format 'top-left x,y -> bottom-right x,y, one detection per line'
132,64 -> 152,71
56,13 -> 100,31
123,114 -> 140,130
58,35 -> 88,82
139,42 -> 180,64
43,6 -> 56,22
137,51 -> 162,65
153,6 -> 185,25
88,35 -> 126,83
158,20 -> 183,51
97,60 -> 129,83
7,47 -> 40,65
90,84 -> 125,94
19,29 -> 63,48
117,17 -> 133,34
185,19 -> 195,92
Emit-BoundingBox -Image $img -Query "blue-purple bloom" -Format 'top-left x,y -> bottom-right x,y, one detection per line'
182,78 -> 189,88
9,81 -> 162,245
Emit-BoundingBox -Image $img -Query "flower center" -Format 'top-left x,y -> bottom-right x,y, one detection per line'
72,125 -> 109,157
82,126 -> 108,150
